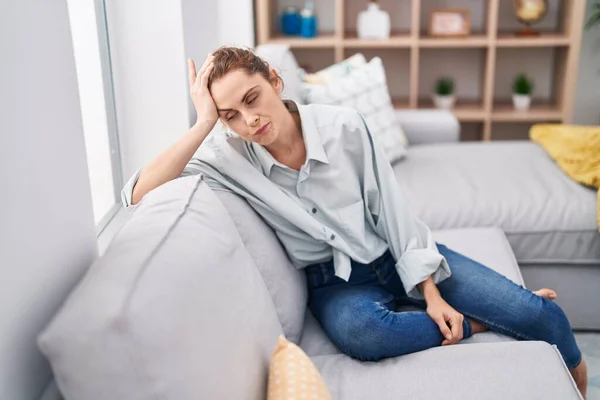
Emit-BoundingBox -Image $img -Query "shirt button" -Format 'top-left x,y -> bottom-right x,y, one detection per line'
312,207 -> 317,214
329,234 -> 335,240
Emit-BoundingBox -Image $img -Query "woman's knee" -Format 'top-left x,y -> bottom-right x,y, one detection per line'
513,296 -> 571,341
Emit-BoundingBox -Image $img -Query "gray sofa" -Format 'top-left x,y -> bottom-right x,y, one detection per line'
391,110 -> 600,331
38,167 -> 584,399
255,43 -> 599,332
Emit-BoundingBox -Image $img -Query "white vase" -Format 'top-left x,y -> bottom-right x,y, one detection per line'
512,94 -> 531,111
433,94 -> 456,110
357,2 -> 391,39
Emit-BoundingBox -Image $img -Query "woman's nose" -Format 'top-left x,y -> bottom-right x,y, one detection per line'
246,114 -> 259,127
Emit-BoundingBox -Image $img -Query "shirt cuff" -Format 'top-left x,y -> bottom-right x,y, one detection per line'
395,249 -> 452,300
120,167 -> 143,212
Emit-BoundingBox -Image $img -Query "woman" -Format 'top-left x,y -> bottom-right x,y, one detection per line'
121,47 -> 587,398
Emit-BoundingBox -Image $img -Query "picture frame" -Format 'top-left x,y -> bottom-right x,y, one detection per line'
428,8 -> 471,37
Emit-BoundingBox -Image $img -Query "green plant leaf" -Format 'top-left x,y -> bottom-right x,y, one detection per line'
587,0 -> 600,29
435,77 -> 454,95
513,73 -> 534,95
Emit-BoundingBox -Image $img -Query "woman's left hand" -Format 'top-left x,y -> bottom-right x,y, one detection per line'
426,297 -> 465,346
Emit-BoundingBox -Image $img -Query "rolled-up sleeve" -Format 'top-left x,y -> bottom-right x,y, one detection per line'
120,167 -> 143,210
120,156 -> 231,212
351,111 -> 451,300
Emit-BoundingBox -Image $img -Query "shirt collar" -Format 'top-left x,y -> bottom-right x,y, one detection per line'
252,100 -> 329,177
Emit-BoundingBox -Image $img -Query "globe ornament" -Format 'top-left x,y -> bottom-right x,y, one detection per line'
513,0 -> 548,36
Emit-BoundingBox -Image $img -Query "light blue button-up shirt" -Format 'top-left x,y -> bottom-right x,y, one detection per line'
121,101 -> 450,299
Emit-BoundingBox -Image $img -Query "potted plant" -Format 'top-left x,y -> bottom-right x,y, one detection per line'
433,77 -> 455,109
512,73 -> 534,111
586,0 -> 600,30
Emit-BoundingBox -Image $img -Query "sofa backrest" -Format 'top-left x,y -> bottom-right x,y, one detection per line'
38,176 -> 286,400
215,190 -> 308,342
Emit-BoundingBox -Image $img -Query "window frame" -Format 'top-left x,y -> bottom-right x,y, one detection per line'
91,0 -> 124,236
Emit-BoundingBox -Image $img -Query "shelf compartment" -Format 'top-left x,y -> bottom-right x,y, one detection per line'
344,49 -> 411,102
267,33 -> 337,48
490,122 -> 540,141
496,33 -> 570,47
491,104 -> 563,122
419,35 -> 489,48
420,0 -> 489,36
418,48 -> 487,120
496,0 -> 566,36
292,48 -> 335,74
344,0 -> 412,41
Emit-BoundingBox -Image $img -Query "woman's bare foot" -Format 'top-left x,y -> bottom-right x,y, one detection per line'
533,288 -> 558,300
468,319 -> 488,334
570,358 -> 588,399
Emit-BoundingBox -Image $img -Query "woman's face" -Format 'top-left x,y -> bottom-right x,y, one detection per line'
210,69 -> 287,145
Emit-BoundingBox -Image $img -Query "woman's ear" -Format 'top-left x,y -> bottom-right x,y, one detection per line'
270,68 -> 283,95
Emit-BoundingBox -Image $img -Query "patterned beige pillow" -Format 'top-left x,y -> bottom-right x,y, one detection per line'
267,335 -> 332,400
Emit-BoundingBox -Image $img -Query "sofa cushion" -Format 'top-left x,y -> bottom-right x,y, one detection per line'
394,141 -> 600,266
215,190 -> 308,343
311,341 -> 582,400
38,176 -> 283,400
255,44 -> 304,104
268,335 -> 332,400
301,56 -> 408,164
432,227 -> 524,286
299,227 -> 519,357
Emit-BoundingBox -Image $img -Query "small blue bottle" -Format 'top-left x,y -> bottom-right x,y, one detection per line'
280,6 -> 301,36
300,1 -> 317,38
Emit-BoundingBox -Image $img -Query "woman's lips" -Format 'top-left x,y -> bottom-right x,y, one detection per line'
255,122 -> 269,136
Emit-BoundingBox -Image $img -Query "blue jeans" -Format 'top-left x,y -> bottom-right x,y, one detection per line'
305,243 -> 582,369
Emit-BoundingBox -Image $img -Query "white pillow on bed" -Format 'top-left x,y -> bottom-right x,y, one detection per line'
301,56 -> 408,164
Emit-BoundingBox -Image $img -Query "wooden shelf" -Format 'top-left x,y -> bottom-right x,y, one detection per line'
391,98 -> 411,110
496,33 -> 570,47
492,104 -> 563,122
418,99 -> 486,121
419,35 -> 489,48
268,33 -> 337,48
344,31 -> 412,48
255,0 -> 587,141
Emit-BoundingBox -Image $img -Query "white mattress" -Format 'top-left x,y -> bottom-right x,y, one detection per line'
393,141 -> 600,266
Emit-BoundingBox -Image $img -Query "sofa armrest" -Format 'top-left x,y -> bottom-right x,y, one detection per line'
395,109 -> 460,145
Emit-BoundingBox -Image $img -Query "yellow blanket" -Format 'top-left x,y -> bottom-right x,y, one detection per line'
530,124 -> 600,231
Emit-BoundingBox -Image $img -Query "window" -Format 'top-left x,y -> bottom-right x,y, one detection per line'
66,0 -> 122,231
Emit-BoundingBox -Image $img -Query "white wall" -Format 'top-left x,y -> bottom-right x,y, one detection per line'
182,0 -> 255,124
104,0 -> 191,180
107,0 -> 255,181
0,0 -> 98,399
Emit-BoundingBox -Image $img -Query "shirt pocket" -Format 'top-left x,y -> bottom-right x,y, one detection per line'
336,200 -> 366,241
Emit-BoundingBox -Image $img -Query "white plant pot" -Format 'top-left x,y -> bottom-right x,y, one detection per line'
512,94 -> 531,111
433,94 -> 456,110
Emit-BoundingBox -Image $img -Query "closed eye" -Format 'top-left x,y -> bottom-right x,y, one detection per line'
226,112 -> 238,121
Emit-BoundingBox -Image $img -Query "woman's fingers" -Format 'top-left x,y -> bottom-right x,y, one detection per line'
439,314 -> 463,346
450,314 -> 463,344
188,59 -> 196,87
194,53 -> 214,87
200,62 -> 214,88
435,316 -> 453,344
